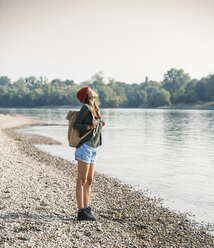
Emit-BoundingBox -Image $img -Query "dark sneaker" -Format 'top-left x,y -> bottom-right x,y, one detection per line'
85,206 -> 96,221
77,208 -> 96,221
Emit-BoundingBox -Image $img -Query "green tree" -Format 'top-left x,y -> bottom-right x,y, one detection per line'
43,84 -> 52,105
162,68 -> 191,103
137,90 -> 148,107
65,86 -> 80,106
51,78 -> 62,88
152,88 -> 171,107
64,79 -> 75,86
124,83 -> 139,107
0,70 -> 214,108
195,77 -> 208,101
25,76 -> 38,89
184,79 -> 199,103
91,71 -> 105,87
204,74 -> 214,101
0,76 -> 11,86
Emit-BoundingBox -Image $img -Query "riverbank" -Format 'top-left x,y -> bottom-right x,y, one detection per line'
158,101 -> 214,110
0,114 -> 214,247
1,101 -> 214,110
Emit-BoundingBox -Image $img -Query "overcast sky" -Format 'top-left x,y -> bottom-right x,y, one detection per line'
0,0 -> 213,84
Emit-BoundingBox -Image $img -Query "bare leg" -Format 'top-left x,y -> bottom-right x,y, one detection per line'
76,160 -> 90,209
83,163 -> 95,208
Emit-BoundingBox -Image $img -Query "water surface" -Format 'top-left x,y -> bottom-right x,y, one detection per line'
1,107 -> 214,225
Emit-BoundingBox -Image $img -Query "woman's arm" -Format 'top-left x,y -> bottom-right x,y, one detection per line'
73,105 -> 91,132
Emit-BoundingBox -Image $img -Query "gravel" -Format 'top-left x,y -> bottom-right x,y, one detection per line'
0,113 -> 214,248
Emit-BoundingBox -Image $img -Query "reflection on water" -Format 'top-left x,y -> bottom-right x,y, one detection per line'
1,107 -> 214,225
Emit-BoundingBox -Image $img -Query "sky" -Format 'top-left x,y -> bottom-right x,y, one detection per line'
0,0 -> 214,84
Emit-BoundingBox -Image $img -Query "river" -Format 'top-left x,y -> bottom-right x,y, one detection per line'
1,107 -> 214,225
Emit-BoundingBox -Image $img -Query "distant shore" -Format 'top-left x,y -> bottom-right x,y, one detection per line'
158,101 -> 214,110
1,101 -> 214,110
0,113 -> 214,247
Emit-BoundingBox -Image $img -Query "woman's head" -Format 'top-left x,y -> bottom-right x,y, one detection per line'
76,86 -> 101,119
76,87 -> 98,103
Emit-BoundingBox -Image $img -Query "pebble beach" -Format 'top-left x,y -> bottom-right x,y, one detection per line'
0,113 -> 214,248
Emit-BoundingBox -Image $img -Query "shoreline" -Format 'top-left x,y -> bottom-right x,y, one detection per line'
0,114 -> 214,247
157,101 -> 214,110
1,101 -> 214,110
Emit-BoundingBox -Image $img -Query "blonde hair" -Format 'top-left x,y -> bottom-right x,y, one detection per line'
85,94 -> 101,119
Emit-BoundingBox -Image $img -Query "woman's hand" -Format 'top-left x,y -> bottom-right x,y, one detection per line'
91,119 -> 98,129
102,120 -> 106,127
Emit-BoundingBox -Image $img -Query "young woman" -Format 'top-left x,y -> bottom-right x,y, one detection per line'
73,86 -> 105,221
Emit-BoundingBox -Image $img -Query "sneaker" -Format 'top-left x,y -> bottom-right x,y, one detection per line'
77,208 -> 96,221
85,206 -> 96,221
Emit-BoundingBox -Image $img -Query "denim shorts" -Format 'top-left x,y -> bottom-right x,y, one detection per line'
75,143 -> 98,164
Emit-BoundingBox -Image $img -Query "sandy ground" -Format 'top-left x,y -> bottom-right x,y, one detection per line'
0,113 -> 214,248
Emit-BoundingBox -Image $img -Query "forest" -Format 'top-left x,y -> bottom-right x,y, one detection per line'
0,68 -> 214,108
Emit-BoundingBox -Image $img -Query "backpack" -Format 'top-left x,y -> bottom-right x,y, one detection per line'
66,110 -> 93,148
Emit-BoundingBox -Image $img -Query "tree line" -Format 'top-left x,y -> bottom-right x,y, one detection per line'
0,68 -> 214,108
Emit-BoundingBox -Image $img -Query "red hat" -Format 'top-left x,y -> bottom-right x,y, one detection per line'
76,86 -> 90,103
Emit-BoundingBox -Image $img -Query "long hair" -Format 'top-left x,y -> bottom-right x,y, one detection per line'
84,94 -> 101,119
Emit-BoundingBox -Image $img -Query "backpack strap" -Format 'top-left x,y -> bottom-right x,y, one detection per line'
80,129 -> 93,140
90,111 -> 96,137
